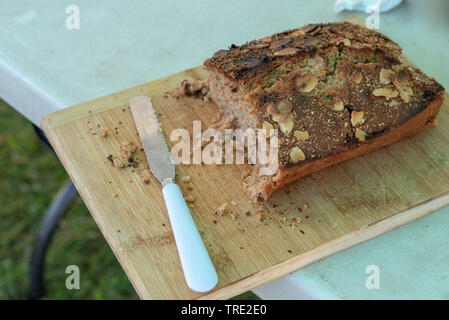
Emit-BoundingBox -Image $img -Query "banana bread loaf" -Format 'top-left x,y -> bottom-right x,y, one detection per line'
204,22 -> 445,202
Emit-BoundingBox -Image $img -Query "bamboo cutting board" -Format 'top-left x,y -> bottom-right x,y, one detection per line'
41,16 -> 449,299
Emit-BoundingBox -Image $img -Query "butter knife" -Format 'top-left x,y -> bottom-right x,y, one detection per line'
130,96 -> 218,292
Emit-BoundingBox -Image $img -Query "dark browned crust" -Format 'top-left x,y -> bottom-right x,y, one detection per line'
205,22 -> 402,84
204,22 -> 445,202
252,92 -> 444,201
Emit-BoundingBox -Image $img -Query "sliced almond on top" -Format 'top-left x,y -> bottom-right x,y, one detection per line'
267,103 -> 287,122
398,88 -> 410,103
372,87 -> 399,100
270,38 -> 291,49
269,99 -> 292,123
355,128 -> 367,142
266,103 -> 277,116
248,43 -> 269,50
405,87 -> 414,96
273,47 -> 299,57
294,130 -> 309,141
302,24 -> 320,34
351,111 -> 365,127
333,98 -> 344,111
394,69 -> 408,89
262,121 -> 274,136
349,69 -> 363,84
272,113 -> 289,123
295,74 -> 318,93
278,113 -> 295,135
304,36 -> 320,47
289,146 -> 306,163
288,29 -> 306,38
392,66 -> 413,101
276,99 -> 293,114
389,99 -> 400,107
379,68 -> 395,85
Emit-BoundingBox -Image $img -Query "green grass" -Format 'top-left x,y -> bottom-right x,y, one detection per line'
0,99 -> 259,300
0,99 -> 138,299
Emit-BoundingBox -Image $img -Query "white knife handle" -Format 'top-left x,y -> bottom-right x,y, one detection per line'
162,182 -> 218,292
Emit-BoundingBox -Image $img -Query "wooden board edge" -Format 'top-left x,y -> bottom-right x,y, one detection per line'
196,191 -> 449,300
40,118 -> 153,299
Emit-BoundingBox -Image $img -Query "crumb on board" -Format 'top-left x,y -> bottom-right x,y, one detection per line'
231,201 -> 237,206
113,158 -> 125,169
107,141 -> 139,170
120,142 -> 137,161
184,195 -> 195,203
98,128 -> 110,138
181,175 -> 191,183
230,212 -> 238,220
245,211 -> 251,217
241,170 -> 251,179
177,78 -> 209,98
143,178 -> 150,185
214,203 -> 229,216
290,217 -> 302,227
256,210 -> 264,221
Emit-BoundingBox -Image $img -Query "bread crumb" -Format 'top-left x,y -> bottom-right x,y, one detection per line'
214,203 -> 229,216
290,217 -> 302,227
231,201 -> 237,206
143,178 -> 150,185
230,213 -> 238,220
256,210 -> 264,221
119,142 -> 137,161
181,175 -> 191,183
211,113 -> 237,130
178,78 -> 208,97
113,158 -> 125,168
184,195 -> 195,203
98,128 -> 110,138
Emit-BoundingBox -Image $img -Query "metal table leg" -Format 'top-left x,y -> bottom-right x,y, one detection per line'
28,180 -> 78,299
28,125 -> 79,299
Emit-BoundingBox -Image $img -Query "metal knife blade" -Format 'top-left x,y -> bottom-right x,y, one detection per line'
129,95 -> 218,292
129,96 -> 175,185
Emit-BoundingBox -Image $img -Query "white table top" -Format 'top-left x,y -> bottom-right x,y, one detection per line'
1,0 -> 449,299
